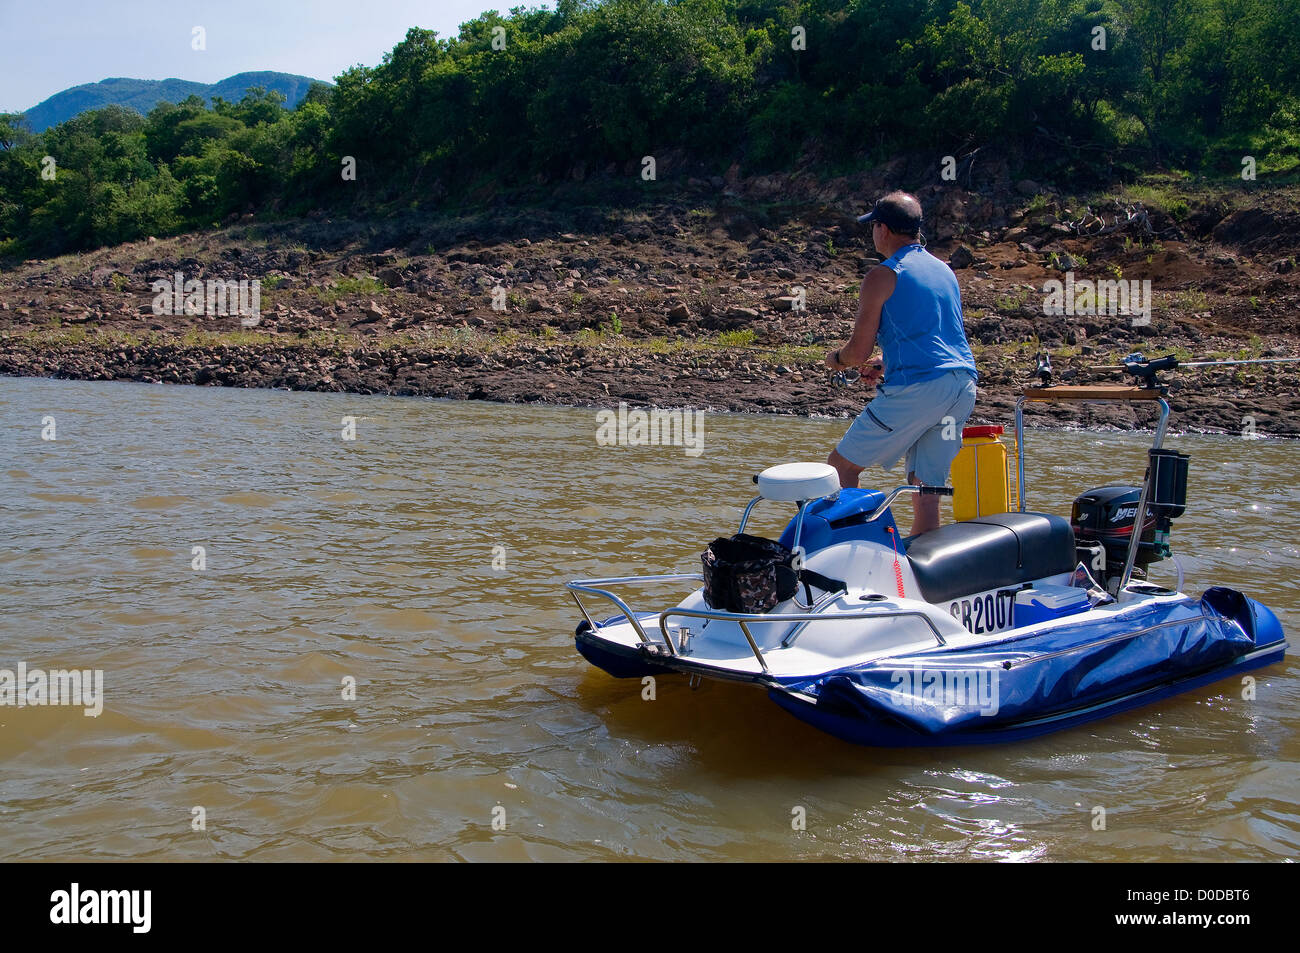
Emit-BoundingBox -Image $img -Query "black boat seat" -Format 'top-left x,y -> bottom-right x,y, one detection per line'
905,512 -> 1076,604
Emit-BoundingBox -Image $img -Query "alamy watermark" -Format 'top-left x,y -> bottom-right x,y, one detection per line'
50,883 -> 150,933
0,662 -> 103,717
151,271 -> 261,326
595,402 -> 704,457
1043,271 -> 1151,326
888,664 -> 999,716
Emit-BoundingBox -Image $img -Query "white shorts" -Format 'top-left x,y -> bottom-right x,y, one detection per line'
835,369 -> 977,486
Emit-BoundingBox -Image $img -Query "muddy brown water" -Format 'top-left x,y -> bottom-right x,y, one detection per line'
1,376 -> 1296,861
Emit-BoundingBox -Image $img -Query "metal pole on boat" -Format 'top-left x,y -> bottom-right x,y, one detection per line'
1116,398 -> 1171,595
1014,396 -> 1028,511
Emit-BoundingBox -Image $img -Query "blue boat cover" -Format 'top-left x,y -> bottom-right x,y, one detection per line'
786,589 -> 1276,736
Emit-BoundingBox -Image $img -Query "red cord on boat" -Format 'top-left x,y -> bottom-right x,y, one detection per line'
886,526 -> 905,597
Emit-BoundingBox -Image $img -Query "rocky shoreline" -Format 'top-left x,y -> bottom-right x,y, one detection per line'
3,173 -> 1299,436
2,331 -> 1297,436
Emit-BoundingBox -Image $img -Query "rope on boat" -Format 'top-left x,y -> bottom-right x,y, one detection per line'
885,526 -> 906,598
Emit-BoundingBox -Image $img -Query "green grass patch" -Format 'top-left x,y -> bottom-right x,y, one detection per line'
300,274 -> 390,304
1171,289 -> 1210,312
714,329 -> 756,347
994,287 -> 1031,311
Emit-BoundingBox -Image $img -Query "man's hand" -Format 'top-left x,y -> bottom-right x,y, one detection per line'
824,350 -> 845,371
862,360 -> 884,385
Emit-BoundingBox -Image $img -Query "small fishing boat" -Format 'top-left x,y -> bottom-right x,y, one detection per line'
566,378 -> 1287,746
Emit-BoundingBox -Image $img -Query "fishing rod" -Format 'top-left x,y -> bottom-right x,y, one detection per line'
1036,351 -> 1300,388
1093,355 -> 1300,371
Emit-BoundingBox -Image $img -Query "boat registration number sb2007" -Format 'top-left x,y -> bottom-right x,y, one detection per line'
948,588 -> 1018,635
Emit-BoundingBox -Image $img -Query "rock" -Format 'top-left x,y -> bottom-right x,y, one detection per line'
667,303 -> 691,323
1212,208 -> 1275,245
725,306 -> 760,321
773,296 -> 801,311
1015,180 -> 1040,196
949,245 -> 975,269
364,301 -> 386,320
1271,258 -> 1294,274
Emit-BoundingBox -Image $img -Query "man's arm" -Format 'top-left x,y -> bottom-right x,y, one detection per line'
825,266 -> 895,370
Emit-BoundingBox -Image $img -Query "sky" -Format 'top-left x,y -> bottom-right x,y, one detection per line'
0,0 -> 551,112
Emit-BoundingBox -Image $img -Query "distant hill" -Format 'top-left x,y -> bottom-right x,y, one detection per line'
21,71 -> 328,131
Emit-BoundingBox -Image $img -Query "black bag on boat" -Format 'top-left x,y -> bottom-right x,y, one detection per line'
701,534 -> 845,614
701,534 -> 799,613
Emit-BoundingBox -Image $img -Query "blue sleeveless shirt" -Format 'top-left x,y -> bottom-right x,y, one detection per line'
875,245 -> 977,387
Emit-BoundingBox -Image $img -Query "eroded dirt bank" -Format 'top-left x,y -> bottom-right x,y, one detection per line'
3,173 -> 1299,435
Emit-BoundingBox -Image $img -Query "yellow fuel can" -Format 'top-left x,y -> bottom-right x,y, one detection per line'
951,425 -> 1017,521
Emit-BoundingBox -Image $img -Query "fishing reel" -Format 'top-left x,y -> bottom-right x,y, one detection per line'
1034,352 -> 1053,386
1120,352 -> 1178,389
830,368 -> 862,388
1028,352 -> 1082,386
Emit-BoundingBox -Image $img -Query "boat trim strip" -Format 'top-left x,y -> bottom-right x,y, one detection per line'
1000,612 -> 1210,669
655,606 -> 949,673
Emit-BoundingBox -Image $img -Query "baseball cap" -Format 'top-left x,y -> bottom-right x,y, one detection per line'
857,196 -> 923,234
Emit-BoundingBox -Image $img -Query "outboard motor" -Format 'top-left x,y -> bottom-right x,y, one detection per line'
1071,449 -> 1189,584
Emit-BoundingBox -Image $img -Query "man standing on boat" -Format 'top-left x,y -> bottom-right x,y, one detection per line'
825,191 -> 978,536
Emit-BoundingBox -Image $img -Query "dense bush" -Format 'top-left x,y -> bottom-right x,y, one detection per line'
1,0 -> 1296,257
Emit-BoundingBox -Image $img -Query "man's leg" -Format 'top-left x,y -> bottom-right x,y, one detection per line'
828,448 -> 865,489
908,469 -> 941,535
833,385 -> 922,491
907,371 -> 978,535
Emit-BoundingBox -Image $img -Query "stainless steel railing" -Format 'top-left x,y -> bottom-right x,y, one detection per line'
567,574 -> 951,676
1014,390 -> 1170,596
